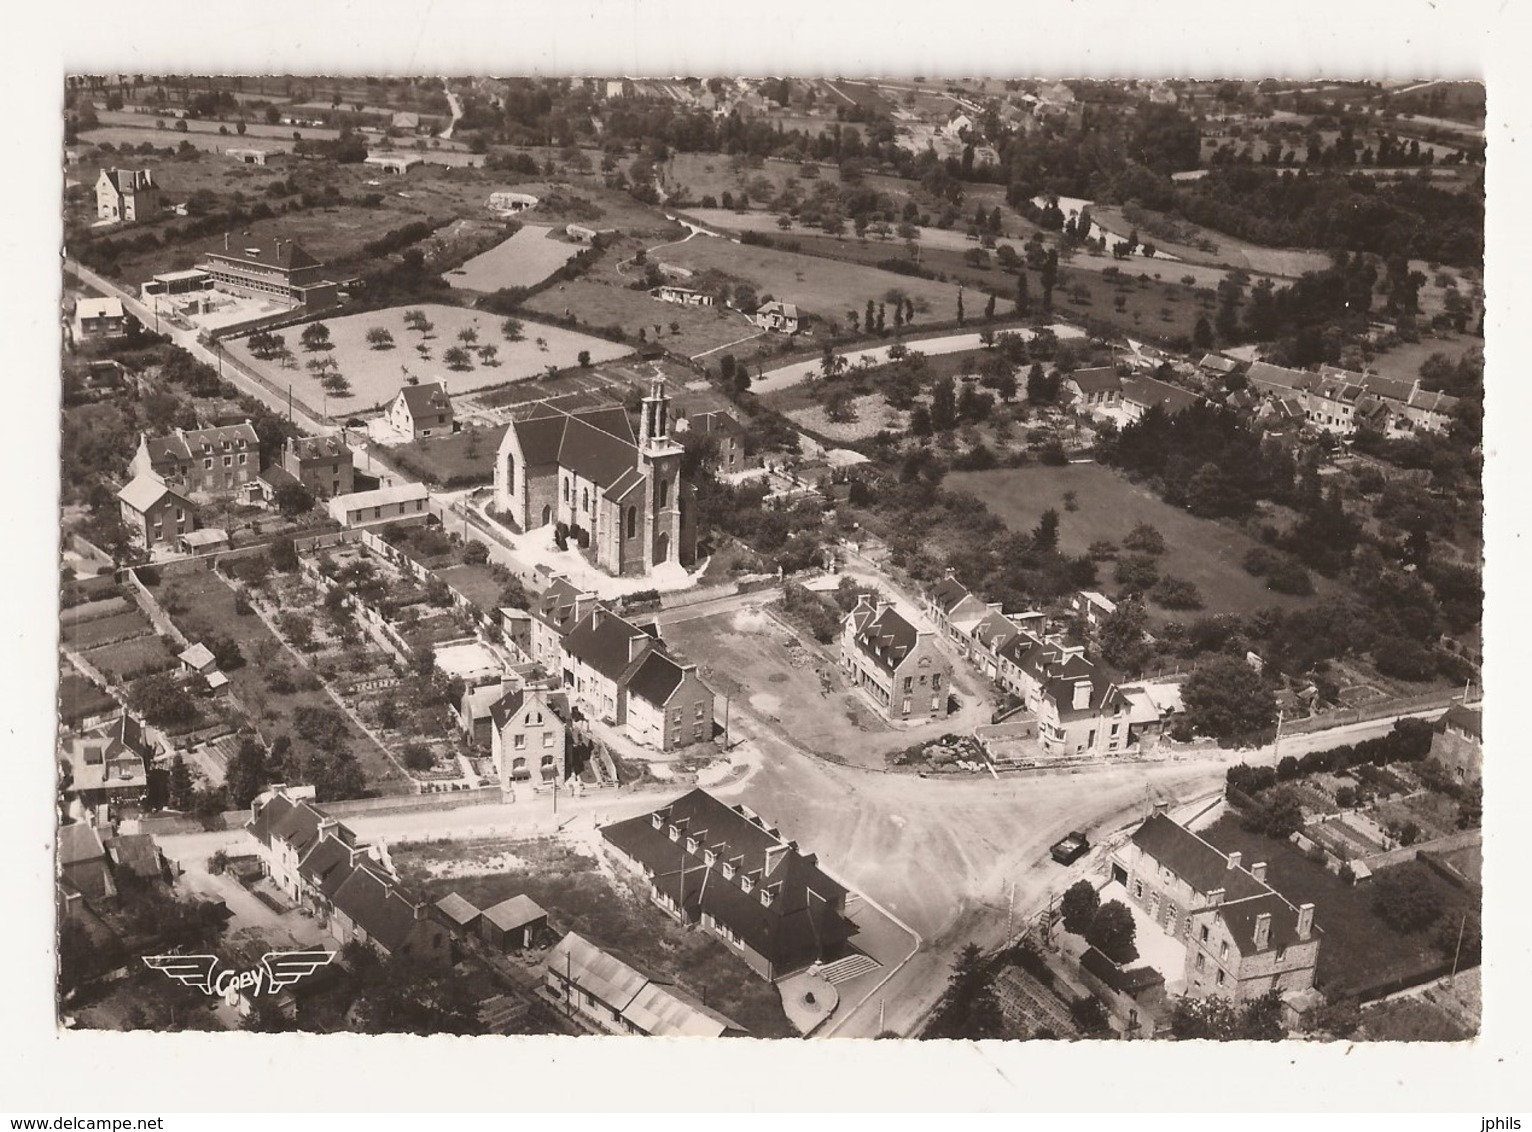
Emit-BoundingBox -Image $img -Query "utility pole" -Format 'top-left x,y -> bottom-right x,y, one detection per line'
878,998 -> 885,1033
1005,881 -> 1015,946
723,694 -> 731,750
1451,910 -> 1467,978
1272,707 -> 1285,763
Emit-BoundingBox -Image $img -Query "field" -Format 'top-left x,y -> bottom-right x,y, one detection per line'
654,235 -> 969,325
446,224 -> 581,292
222,303 -> 633,414
434,563 -> 508,615
83,635 -> 178,683
781,392 -> 909,442
60,673 -> 118,725
1090,204 -> 1331,279
157,567 -> 411,795
1199,814 -> 1478,999
62,609 -> 155,650
522,277 -> 762,358
393,835 -> 794,1037
943,463 -> 1338,619
384,423 -> 507,486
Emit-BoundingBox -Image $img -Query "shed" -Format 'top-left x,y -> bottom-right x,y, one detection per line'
435,892 -> 483,936
178,642 -> 216,674
479,894 -> 548,951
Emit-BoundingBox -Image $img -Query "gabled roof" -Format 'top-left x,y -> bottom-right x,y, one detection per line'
143,423 -> 258,466
480,894 -> 547,932
246,793 -> 295,848
758,300 -> 801,321
1437,703 -> 1482,740
929,575 -> 972,616
267,797 -> 327,859
58,822 -> 107,867
1246,361 -> 1317,394
623,978 -> 743,1038
1121,375 -> 1200,416
1198,353 -> 1238,374
435,892 -> 482,927
205,239 -> 320,272
178,642 -> 215,670
530,576 -> 595,636
297,832 -> 358,891
559,415 -> 642,490
1215,891 -> 1306,957
330,863 -> 421,954
395,382 -> 452,421
849,604 -> 921,674
1066,366 -> 1121,395
289,434 -> 351,462
1408,388 -> 1461,415
564,608 -> 655,684
117,472 -> 189,514
1130,813 -> 1268,903
106,834 -> 162,880
547,931 -> 648,1012
625,650 -> 690,708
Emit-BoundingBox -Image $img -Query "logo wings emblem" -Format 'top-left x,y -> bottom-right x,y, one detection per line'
142,954 -> 220,995
260,950 -> 335,992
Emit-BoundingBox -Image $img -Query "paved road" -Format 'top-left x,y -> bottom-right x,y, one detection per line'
65,260 -> 330,435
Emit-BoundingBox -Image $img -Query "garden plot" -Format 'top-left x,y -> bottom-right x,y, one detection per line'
446,224 -> 581,292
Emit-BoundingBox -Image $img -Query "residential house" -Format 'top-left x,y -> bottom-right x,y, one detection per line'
60,715 -> 151,809
459,676 -> 519,750
275,434 -> 354,499
526,575 -> 600,675
1064,367 -> 1122,413
651,284 -> 714,307
58,822 -> 116,902
489,686 -> 571,790
679,410 -> 753,475
106,833 -> 168,884
488,191 -> 540,213
130,422 -> 261,498
388,382 -> 455,439
326,482 -> 430,527
1197,354 -> 1240,381
196,236 -> 338,311
494,379 -> 697,576
545,931 -> 747,1036
479,895 -> 548,951
996,633 -> 1130,757
840,595 -> 951,723
1430,703 -> 1482,784
753,300 -> 806,334
73,297 -> 128,341
363,153 -> 422,175
95,167 -> 160,223
601,789 -> 858,981
1119,375 -> 1201,421
1109,808 -> 1320,1006
1073,590 -> 1118,627
623,648 -> 715,752
226,148 -> 269,166
327,861 -> 451,968
117,473 -> 195,551
561,605 -> 659,725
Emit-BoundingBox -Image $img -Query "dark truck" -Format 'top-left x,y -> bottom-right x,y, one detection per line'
1049,831 -> 1091,865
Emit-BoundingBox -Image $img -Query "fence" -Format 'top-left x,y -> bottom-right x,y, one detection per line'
1360,827 -> 1481,872
215,346 -> 328,425
124,567 -> 190,649
1280,689 -> 1461,738
659,581 -> 738,610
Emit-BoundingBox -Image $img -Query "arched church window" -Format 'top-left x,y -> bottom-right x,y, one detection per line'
627,506 -> 637,539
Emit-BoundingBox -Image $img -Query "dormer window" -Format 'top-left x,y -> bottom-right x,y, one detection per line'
685,837 -> 697,855
760,887 -> 774,908
722,861 -> 735,880
667,823 -> 680,842
740,874 -> 754,893
650,812 -> 662,831
704,849 -> 716,867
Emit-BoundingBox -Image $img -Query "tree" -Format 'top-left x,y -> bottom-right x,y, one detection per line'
1032,508 -> 1060,553
457,327 -> 478,346
270,536 -> 299,573
1182,656 -> 1277,742
1099,598 -> 1151,673
909,404 -> 933,437
1086,900 -> 1138,964
1060,880 -> 1101,936
1040,249 -> 1059,310
1025,362 -> 1050,404
956,290 -> 965,326
366,327 -> 395,350
224,738 -> 267,809
168,755 -> 195,810
462,539 -> 490,565
1243,786 -> 1306,839
1371,866 -> 1445,933
926,943 -> 1005,1040
300,322 -> 332,352
983,292 -> 996,321
1193,315 -> 1214,350
929,378 -> 958,431
443,346 -> 472,370
1014,271 -> 1031,316
1122,522 -> 1166,555
278,611 -> 314,650
1170,991 -> 1286,1041
273,481 -> 315,518
129,673 -> 196,729
477,344 -> 499,367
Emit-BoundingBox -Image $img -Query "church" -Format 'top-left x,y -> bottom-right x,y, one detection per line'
494,379 -> 697,577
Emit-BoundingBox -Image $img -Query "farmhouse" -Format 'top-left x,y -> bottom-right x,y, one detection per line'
96,167 -> 160,223
754,300 -> 806,334
73,297 -> 128,341
601,789 -> 858,982
387,382 -> 455,439
494,379 -> 697,577
364,153 -> 423,176
130,421 -> 260,497
117,473 -> 196,551
544,931 -> 747,1037
326,481 -> 430,527
1109,808 -> 1320,1007
840,595 -> 951,723
195,236 -> 339,311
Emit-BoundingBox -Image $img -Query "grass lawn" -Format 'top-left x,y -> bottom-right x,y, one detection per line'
60,672 -> 119,723
522,277 -> 759,357
385,423 -> 507,486
223,303 -> 633,416
393,836 -> 794,1037
159,568 -> 411,796
446,224 -> 581,292
655,236 -> 969,325
1199,814 -> 1478,999
63,610 -> 156,650
943,462 -> 1338,619
435,563 -> 509,615
83,635 -> 178,683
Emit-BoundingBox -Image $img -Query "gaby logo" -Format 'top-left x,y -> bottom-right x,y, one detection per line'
142,951 -> 335,1006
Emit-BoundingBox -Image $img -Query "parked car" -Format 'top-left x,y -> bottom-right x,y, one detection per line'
1050,831 -> 1090,865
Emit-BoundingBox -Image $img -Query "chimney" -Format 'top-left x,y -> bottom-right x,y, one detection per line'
318,817 -> 339,839
943,567 -> 956,580
1253,911 -> 1272,951
1153,801 -> 1168,816
413,899 -> 427,921
1072,680 -> 1091,711
1227,851 -> 1242,871
1251,861 -> 1268,883
224,231 -> 230,251
1207,887 -> 1225,906
1296,902 -> 1315,941
1410,377 -> 1421,400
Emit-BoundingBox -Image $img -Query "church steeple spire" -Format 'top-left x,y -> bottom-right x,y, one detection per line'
640,376 -> 675,452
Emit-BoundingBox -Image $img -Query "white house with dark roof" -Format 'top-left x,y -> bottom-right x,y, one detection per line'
494,378 -> 696,577
489,685 -> 570,791
839,595 -> 950,722
117,473 -> 196,550
387,382 -> 454,439
326,481 -> 430,527
753,300 -> 806,333
130,422 -> 260,497
73,297 -> 128,341
623,648 -> 715,751
96,167 -> 160,223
